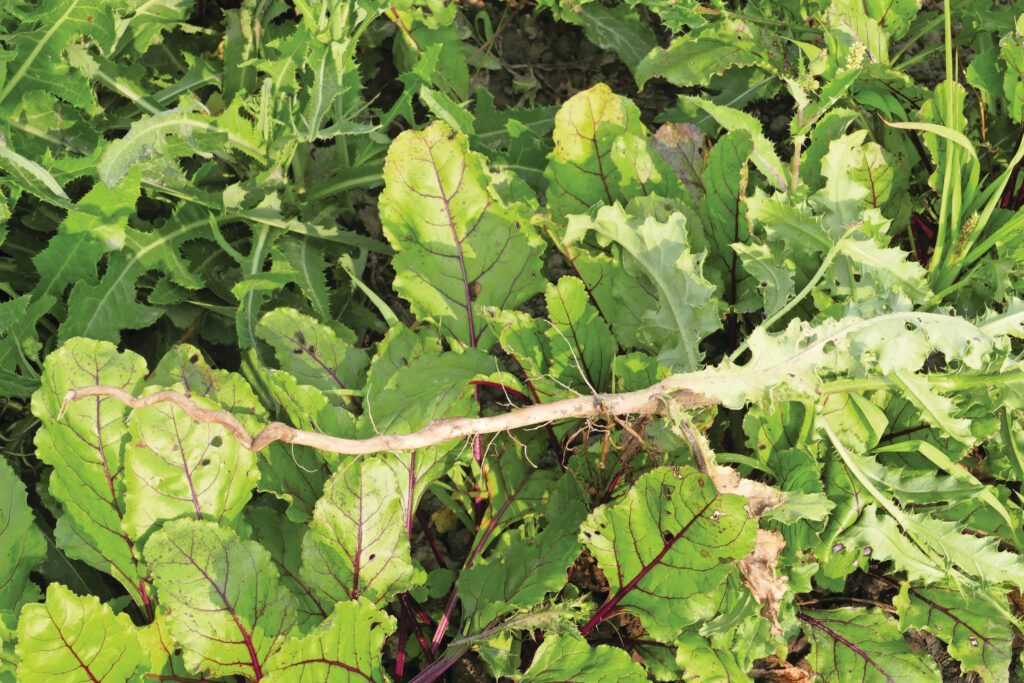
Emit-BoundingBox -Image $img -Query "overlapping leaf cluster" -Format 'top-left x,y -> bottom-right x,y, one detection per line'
3,0 -> 1024,681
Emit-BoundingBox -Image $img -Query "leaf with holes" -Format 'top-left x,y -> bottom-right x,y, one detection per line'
30,338 -> 151,607
800,607 -> 940,681
256,307 -> 369,409
301,458 -> 417,607
894,581 -> 1013,682
579,466 -> 756,643
145,518 -> 297,680
122,385 -> 260,539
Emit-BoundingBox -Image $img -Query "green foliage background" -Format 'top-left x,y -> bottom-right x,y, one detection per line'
2,0 -> 1024,680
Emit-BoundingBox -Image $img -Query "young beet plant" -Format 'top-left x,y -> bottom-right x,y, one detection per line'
7,80 -> 1024,681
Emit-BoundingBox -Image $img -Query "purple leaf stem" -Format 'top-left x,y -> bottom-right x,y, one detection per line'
580,497 -> 716,635
468,380 -> 531,402
797,611 -> 893,683
429,472 -> 533,654
403,592 -> 436,628
409,644 -> 472,683
396,601 -> 409,682
399,594 -> 434,661
414,509 -> 448,569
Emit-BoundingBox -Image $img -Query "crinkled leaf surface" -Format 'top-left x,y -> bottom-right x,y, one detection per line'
580,466 -> 756,642
569,202 -> 719,371
380,120 -> 544,348
30,338 -> 150,605
0,0 -> 116,115
518,634 -> 648,683
16,583 -> 144,683
60,205 -> 205,344
800,607 -> 940,682
145,518 -> 297,680
634,18 -> 771,88
264,598 -> 395,681
0,457 -> 45,612
699,311 -> 1007,409
123,386 -> 260,539
841,504 -> 1024,589
31,168 -> 140,304
301,458 -> 416,607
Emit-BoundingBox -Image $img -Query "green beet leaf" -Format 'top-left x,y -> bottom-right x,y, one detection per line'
800,607 -> 939,681
16,583 -> 144,682
264,598 -> 395,681
30,338 -> 151,607
579,466 -> 756,643
123,386 -> 260,539
675,631 -> 753,682
301,457 -> 417,607
0,458 -> 45,614
256,307 -> 369,408
894,581 -> 1013,683
248,507 -> 331,632
380,120 -> 545,349
698,130 -> 760,313
458,476 -> 588,631
544,83 -> 648,219
518,634 -> 648,683
145,518 -> 297,680
544,276 -> 617,393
